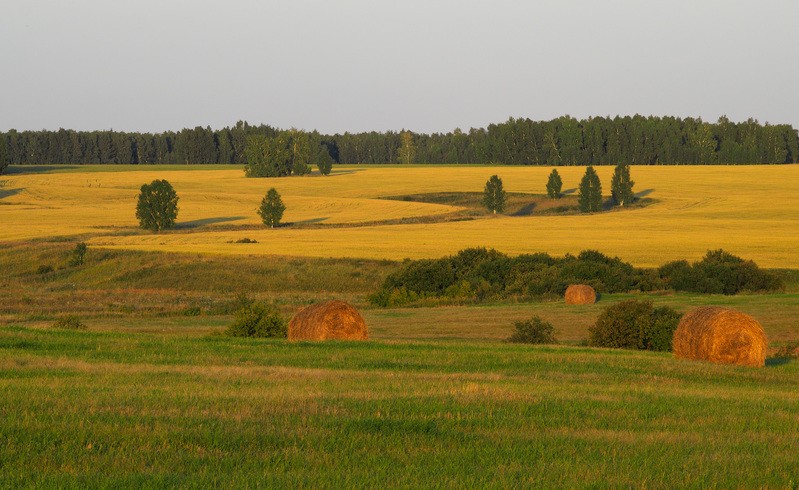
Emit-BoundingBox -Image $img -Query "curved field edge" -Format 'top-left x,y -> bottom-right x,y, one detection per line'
1,327 -> 798,487
2,164 -> 798,267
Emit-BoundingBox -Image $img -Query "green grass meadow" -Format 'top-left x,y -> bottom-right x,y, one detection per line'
2,242 -> 799,486
2,326 -> 799,487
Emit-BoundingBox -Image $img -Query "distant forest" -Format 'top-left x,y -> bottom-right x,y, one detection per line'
2,116 -> 797,167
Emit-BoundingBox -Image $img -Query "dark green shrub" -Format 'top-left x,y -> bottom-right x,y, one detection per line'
383,258 -> 455,296
225,302 -> 287,338
182,306 -> 202,316
37,264 -> 54,274
52,316 -> 87,330
588,300 -> 681,352
647,306 -> 684,352
69,242 -> 87,266
368,287 -> 421,308
506,316 -> 556,344
659,250 -> 782,294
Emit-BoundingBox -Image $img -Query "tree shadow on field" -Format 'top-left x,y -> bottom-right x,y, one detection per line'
0,187 -> 24,199
510,202 -> 537,216
326,168 -> 365,177
765,357 -> 793,367
289,217 -> 329,225
176,216 -> 245,229
636,189 -> 655,198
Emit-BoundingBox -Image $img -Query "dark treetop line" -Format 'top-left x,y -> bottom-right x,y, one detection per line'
1,115 -> 797,170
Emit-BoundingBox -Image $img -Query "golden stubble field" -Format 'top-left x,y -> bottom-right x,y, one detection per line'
1,164 -> 797,267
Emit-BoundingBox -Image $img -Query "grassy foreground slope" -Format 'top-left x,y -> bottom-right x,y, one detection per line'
2,327 -> 799,487
2,164 -> 798,267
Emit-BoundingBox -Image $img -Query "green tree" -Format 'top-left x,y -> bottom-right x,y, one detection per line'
0,136 -> 8,174
289,129 -> 312,176
316,145 -> 334,175
258,188 -> 286,227
578,166 -> 602,213
397,130 -> 416,164
546,168 -> 563,198
136,179 -> 179,231
69,242 -> 87,266
610,163 -> 635,206
482,175 -> 506,214
244,135 -> 291,177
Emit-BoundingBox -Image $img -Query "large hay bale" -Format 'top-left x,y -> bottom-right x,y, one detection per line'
672,307 -> 767,367
288,300 -> 368,341
564,284 -> 596,305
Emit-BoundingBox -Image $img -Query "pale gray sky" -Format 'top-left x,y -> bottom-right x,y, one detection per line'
2,0 -> 797,134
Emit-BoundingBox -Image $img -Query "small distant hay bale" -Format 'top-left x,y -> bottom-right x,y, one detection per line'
288,300 -> 368,341
672,307 -> 767,367
564,284 -> 596,305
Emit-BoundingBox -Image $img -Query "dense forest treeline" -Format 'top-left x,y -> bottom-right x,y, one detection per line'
1,116 -> 798,169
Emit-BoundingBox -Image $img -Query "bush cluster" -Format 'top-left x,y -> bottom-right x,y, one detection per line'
370,248 -> 658,307
225,301 -> 287,338
588,300 -> 681,352
370,247 -> 781,307
506,316 -> 557,344
659,249 -> 782,294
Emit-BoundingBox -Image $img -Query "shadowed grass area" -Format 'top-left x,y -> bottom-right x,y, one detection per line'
2,326 -> 799,487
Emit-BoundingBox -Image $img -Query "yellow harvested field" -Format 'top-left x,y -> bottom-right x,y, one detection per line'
1,165 -> 797,267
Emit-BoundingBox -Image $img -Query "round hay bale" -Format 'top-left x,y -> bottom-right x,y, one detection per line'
672,307 -> 767,367
564,284 -> 596,305
288,300 -> 368,341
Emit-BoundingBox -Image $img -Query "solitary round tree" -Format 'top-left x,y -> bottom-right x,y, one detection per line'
259,188 -> 286,227
316,146 -> 334,176
546,168 -> 563,199
482,174 -> 507,214
610,163 -> 635,206
578,166 -> 602,213
136,179 -> 179,231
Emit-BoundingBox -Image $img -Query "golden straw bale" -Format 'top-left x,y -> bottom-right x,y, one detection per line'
288,300 -> 368,341
672,307 -> 767,367
564,284 -> 596,305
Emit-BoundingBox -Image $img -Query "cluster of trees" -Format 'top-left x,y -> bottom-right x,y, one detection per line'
335,116 -> 799,165
482,163 -> 634,215
244,130 -> 333,177
577,164 -> 634,212
369,247 -> 781,307
0,121 -> 339,168
2,116 -> 797,170
135,179 -> 287,231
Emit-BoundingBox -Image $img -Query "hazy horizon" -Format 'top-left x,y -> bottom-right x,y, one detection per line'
2,1 -> 798,134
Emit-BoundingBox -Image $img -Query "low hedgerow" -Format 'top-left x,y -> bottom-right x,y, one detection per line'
659,249 -> 782,295
370,247 -> 779,307
506,316 -> 557,344
225,302 -> 287,338
588,300 -> 681,352
371,247 -> 658,307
